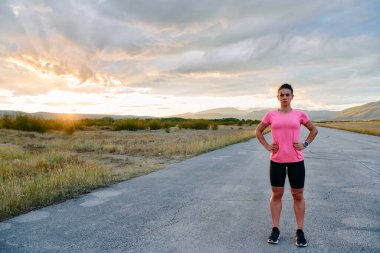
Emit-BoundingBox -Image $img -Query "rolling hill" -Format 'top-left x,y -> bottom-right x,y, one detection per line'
1,101 -> 379,121
327,101 -> 380,121
169,101 -> 380,121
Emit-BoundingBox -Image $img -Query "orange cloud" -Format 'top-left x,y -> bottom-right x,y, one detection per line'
6,54 -> 120,87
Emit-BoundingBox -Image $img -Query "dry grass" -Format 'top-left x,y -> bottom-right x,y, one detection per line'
0,125 -> 264,220
315,121 -> 380,136
0,145 -> 113,220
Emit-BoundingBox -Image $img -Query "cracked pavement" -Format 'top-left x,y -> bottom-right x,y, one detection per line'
0,126 -> 379,252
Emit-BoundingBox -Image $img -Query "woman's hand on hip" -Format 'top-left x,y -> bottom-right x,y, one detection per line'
266,143 -> 278,152
293,142 -> 305,150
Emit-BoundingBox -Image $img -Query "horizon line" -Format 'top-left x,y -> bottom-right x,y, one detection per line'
2,100 -> 379,118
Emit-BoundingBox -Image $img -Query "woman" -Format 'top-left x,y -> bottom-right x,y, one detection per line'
255,83 -> 318,247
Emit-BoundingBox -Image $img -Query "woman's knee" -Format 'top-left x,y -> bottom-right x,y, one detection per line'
291,188 -> 304,201
271,187 -> 284,200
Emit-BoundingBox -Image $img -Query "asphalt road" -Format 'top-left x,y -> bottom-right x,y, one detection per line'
1,127 -> 379,253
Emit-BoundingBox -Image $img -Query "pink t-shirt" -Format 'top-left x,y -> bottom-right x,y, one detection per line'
261,109 -> 310,163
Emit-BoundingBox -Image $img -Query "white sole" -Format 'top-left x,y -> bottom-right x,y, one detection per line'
295,242 -> 308,247
267,235 -> 280,244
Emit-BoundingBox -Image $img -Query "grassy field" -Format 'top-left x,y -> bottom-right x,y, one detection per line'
315,120 -> 380,136
0,125 -> 265,221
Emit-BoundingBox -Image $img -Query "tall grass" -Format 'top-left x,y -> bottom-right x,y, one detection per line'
0,146 -> 113,220
315,121 -> 380,136
0,124 -> 264,221
63,126 -> 262,158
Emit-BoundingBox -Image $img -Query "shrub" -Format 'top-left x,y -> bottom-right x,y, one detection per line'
211,123 -> 219,130
161,122 -> 172,133
187,120 -> 210,129
177,122 -> 187,129
147,120 -> 162,130
177,120 -> 211,130
63,124 -> 76,135
82,117 -> 114,127
209,118 -> 240,126
113,119 -> 147,131
14,114 -> 48,133
1,115 -> 14,129
246,119 -> 260,126
160,117 -> 187,122
63,120 -> 85,134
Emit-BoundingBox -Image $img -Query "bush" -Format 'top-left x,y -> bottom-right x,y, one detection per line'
211,123 -> 219,130
0,114 -> 86,133
209,118 -> 240,126
113,119 -> 147,131
147,120 -> 162,130
1,115 -> 14,129
14,114 -> 48,133
82,117 -> 114,127
191,120 -> 210,129
63,124 -> 76,135
179,120 -> 209,130
246,119 -> 260,126
177,122 -> 188,129
160,117 -> 187,123
162,122 -> 173,133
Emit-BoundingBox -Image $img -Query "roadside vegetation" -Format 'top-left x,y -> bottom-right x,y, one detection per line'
315,120 -> 380,136
0,114 -> 260,134
0,114 -> 265,221
0,145 -> 113,221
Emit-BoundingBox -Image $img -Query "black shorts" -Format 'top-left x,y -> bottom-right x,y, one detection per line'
270,160 -> 305,189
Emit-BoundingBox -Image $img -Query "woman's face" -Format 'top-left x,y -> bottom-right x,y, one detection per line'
277,88 -> 294,106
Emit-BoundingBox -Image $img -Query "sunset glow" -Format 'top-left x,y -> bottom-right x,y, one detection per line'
1,1 -> 379,117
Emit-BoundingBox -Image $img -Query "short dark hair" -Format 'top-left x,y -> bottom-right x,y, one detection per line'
278,83 -> 293,95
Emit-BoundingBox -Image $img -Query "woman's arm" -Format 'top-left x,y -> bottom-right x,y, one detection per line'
303,121 -> 318,144
255,122 -> 278,152
293,121 -> 318,150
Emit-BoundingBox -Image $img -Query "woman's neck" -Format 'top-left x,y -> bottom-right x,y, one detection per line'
278,106 -> 292,113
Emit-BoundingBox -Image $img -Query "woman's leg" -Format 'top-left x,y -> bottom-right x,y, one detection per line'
270,186 -> 284,228
288,161 -> 306,229
269,161 -> 287,228
291,188 -> 305,229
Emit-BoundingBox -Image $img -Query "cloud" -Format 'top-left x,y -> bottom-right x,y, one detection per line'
6,53 -> 118,86
0,0 -> 379,114
43,101 -> 99,106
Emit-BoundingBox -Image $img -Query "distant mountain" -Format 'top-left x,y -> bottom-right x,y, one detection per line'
0,111 -> 155,120
169,101 -> 380,121
172,107 -> 251,119
170,108 -> 337,121
1,101 -> 378,121
197,107 -> 250,116
245,109 -> 276,121
170,112 -> 229,119
304,110 -> 338,121
247,109 -> 338,121
327,101 -> 380,121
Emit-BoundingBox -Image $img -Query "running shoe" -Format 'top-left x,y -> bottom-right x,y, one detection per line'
295,229 -> 308,247
267,227 -> 280,244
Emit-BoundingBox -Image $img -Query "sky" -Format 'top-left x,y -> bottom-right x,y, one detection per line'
1,0 -> 380,117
